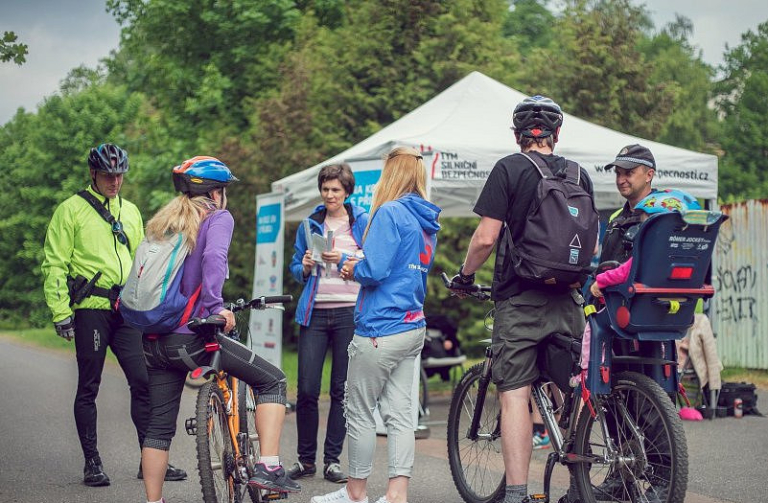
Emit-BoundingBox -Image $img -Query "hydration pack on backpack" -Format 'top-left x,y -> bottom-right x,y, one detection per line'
119,232 -> 201,333
502,153 -> 599,286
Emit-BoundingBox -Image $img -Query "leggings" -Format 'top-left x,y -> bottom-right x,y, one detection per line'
142,332 -> 287,451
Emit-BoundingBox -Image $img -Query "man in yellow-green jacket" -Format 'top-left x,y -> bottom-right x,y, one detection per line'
41,143 -> 186,487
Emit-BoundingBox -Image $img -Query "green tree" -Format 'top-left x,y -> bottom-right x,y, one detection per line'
639,15 -> 719,151
716,20 -> 768,200
521,0 -> 675,139
503,0 -> 555,49
1,31 -> 28,65
0,82 -> 142,325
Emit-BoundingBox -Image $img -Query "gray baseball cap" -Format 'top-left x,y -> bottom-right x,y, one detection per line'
605,144 -> 656,170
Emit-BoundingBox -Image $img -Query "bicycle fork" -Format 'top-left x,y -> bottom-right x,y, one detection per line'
467,347 -> 494,441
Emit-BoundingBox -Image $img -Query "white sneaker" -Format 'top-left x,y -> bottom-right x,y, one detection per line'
373,497 -> 407,503
311,486 -> 368,503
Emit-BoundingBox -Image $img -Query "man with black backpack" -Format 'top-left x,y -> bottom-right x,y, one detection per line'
451,96 -> 597,503
41,143 -> 186,487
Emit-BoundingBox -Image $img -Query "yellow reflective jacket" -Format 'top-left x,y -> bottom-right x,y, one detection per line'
41,186 -> 144,322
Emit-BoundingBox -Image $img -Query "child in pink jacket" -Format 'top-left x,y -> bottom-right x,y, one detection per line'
575,190 -> 701,385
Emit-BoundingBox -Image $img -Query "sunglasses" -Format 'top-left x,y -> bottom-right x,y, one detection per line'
112,221 -> 128,246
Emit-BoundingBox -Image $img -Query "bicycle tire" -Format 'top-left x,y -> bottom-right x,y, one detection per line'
572,371 -> 688,503
236,383 -> 262,503
196,381 -> 238,503
238,383 -> 260,450
447,363 -> 505,503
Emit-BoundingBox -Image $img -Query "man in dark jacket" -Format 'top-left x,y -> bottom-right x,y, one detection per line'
600,144 -> 657,263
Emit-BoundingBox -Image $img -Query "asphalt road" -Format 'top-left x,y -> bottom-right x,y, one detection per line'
1,336 -> 765,503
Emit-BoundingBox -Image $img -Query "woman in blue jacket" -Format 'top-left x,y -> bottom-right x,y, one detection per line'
287,163 -> 369,484
311,147 -> 441,503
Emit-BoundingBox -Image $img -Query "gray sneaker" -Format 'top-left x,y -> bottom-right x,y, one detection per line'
248,463 -> 301,493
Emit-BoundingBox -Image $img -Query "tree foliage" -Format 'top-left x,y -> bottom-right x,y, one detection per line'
716,20 -> 768,200
0,0 -> 765,342
1,31 -> 28,65
0,82 -> 143,325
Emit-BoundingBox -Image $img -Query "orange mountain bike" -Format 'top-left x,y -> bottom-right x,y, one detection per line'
184,295 -> 292,503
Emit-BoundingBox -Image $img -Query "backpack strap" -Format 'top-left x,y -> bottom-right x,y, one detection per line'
518,152 -> 553,178
518,153 -> 581,185
77,190 -> 131,249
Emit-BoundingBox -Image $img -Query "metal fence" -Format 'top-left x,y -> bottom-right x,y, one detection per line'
712,199 -> 768,369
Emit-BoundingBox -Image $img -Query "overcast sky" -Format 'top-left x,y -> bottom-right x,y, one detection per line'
1,0 -> 767,125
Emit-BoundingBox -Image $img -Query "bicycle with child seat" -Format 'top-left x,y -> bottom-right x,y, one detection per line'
442,273 -> 688,503
184,295 -> 293,503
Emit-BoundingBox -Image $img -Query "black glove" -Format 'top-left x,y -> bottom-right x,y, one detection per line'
451,265 -> 475,287
54,316 -> 75,341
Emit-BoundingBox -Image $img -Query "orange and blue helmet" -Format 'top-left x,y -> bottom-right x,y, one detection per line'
172,156 -> 238,196
634,189 -> 701,215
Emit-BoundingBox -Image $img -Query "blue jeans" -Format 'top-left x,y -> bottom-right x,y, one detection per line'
296,306 -> 355,465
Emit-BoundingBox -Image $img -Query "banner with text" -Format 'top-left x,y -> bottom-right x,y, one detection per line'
250,192 -> 286,368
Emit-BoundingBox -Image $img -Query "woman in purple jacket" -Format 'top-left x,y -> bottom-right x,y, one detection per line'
139,157 -> 299,503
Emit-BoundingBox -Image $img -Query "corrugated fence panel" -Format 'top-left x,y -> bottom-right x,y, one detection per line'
712,199 -> 768,369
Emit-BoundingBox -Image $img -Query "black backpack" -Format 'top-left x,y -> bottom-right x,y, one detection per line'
502,153 -> 599,286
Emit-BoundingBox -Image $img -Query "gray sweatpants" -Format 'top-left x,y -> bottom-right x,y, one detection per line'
345,328 -> 425,479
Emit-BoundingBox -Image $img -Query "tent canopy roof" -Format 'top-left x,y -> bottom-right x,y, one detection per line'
273,71 -> 718,220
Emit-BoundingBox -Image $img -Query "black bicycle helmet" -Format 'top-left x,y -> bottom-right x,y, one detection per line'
88,143 -> 129,173
512,95 -> 563,139
172,156 -> 239,196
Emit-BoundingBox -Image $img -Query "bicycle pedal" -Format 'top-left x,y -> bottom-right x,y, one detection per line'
528,493 -> 548,502
185,417 -> 197,435
261,489 -> 288,500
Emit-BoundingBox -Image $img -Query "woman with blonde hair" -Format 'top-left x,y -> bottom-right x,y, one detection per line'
139,156 -> 300,503
310,147 -> 441,503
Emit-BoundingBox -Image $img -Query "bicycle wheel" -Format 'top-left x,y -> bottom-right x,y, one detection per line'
238,383 -> 260,451
572,371 -> 688,503
196,381 -> 238,503
447,363 -> 505,503
237,383 -> 262,503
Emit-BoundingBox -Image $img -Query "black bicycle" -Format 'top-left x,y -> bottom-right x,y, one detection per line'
442,273 -> 687,503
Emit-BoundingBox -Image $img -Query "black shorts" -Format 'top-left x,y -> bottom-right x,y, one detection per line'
491,289 -> 585,392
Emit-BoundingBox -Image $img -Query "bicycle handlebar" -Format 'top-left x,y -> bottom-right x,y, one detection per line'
227,294 -> 293,313
440,272 -> 492,300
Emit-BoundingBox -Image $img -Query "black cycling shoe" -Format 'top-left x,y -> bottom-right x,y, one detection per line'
286,461 -> 316,480
248,463 -> 301,493
594,473 -> 628,500
323,462 -> 348,484
137,462 -> 188,481
83,457 -> 111,487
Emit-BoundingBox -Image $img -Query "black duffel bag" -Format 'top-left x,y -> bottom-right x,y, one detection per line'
718,381 -> 763,416
538,332 -> 581,392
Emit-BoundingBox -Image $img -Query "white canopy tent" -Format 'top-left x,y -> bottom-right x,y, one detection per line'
272,71 -> 718,220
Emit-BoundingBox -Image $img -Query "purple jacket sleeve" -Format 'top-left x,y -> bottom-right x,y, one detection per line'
596,258 -> 633,289
201,211 -> 234,315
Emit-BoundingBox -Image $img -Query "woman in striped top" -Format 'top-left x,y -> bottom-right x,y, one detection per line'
287,163 -> 369,484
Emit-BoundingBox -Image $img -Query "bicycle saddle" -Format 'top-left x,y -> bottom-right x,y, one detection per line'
187,314 -> 227,340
